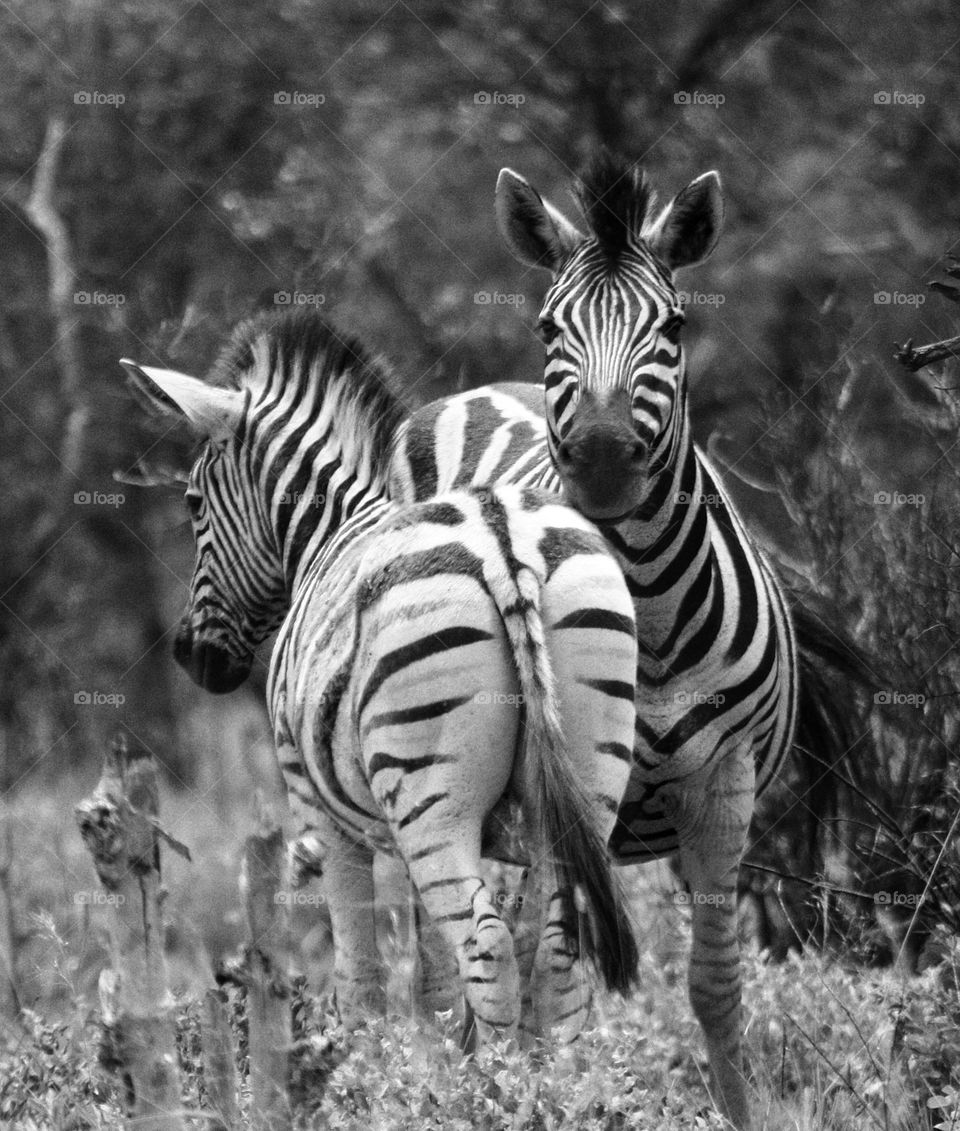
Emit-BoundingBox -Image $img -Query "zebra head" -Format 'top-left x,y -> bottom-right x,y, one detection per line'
496,151 -> 723,523
121,355 -> 279,693
122,313 -> 404,695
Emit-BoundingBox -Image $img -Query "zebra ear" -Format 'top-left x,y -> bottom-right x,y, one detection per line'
120,359 -> 243,440
645,171 -> 723,270
496,168 -> 583,273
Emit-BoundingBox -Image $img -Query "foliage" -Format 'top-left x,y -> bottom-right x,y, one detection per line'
3,934 -> 959,1129
0,1006 -> 119,1128
733,329 -> 960,962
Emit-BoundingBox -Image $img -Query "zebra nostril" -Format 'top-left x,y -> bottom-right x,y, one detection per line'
630,442 -> 646,463
557,441 -> 573,464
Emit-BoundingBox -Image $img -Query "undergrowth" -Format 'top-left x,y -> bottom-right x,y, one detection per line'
2,930 -> 958,1129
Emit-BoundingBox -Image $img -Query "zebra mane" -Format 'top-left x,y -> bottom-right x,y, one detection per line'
575,150 -> 656,263
210,307 -> 405,479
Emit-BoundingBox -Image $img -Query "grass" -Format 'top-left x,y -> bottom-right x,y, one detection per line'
1,775 -> 958,1130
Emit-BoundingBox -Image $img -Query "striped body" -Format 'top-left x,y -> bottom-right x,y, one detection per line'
391,153 -> 801,1126
122,310 -> 639,1045
271,484 -> 639,1036
391,382 -> 796,861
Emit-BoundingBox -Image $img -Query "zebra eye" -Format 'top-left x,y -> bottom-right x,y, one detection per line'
185,490 -> 203,520
660,313 -> 686,342
537,317 -> 561,345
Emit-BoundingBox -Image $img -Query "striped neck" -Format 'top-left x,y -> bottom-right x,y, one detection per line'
222,314 -> 403,602
249,382 -> 396,598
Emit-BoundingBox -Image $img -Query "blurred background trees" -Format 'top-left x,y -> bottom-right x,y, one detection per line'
1,0 -> 959,948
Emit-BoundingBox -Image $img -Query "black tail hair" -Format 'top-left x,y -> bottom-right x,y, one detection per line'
786,595 -> 885,868
792,596 -> 881,769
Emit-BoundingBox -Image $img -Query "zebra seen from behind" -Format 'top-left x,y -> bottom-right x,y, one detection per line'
121,309 -> 641,1045
394,152 -> 800,1128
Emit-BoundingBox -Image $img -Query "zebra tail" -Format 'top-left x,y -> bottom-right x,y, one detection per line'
791,596 -> 882,773
789,597 -> 888,865
490,560 -> 640,996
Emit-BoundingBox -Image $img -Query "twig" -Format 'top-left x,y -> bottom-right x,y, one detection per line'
741,859 -> 874,903
895,334 -> 960,372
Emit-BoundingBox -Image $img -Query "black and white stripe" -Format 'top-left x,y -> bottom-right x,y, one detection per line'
391,153 -> 798,1127
123,308 -> 640,1046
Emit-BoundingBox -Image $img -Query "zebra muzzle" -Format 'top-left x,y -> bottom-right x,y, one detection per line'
173,619 -> 252,693
553,389 -> 649,522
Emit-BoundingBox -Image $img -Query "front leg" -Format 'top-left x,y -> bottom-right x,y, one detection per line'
671,750 -> 755,1131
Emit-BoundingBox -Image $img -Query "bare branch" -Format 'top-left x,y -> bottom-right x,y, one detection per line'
113,463 -> 189,490
895,334 -> 960,373
24,116 -> 88,481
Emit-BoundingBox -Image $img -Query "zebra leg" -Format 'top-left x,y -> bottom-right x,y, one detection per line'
523,875 -> 590,1044
673,753 -> 755,1131
311,813 -> 385,1025
402,835 -> 521,1045
429,864 -> 520,1040
411,884 -> 461,1020
516,567 -> 635,1043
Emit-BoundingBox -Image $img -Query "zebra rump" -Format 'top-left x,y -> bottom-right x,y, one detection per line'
476,486 -> 640,996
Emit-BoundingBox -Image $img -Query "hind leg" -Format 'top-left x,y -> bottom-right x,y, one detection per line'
524,565 -> 636,1040
518,867 -> 591,1045
411,883 -> 462,1020
368,715 -> 521,1041
401,830 -> 520,1043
